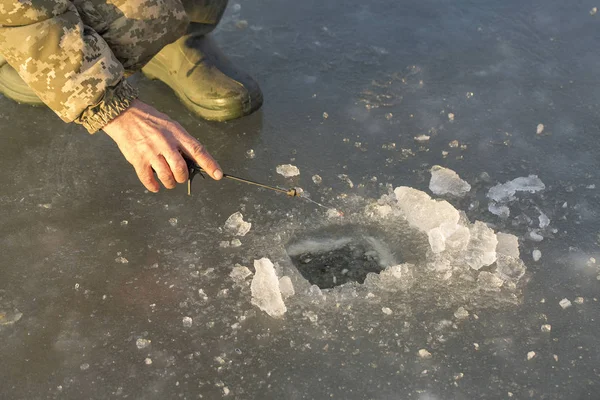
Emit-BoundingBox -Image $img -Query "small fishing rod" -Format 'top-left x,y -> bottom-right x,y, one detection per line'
186,158 -> 298,197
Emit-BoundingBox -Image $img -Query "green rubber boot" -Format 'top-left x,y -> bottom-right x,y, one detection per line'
0,56 -> 44,105
142,31 -> 263,121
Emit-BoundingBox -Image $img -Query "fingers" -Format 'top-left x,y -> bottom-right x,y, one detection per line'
134,164 -> 160,193
163,150 -> 189,184
151,156 -> 177,189
182,140 -> 223,181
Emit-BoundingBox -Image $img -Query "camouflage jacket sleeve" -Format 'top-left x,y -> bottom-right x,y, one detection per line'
0,0 -> 138,133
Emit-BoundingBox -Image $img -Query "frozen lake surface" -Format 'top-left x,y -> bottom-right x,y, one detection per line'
1,0 -> 600,398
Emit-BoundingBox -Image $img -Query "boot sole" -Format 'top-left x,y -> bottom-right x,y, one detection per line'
0,69 -> 44,106
142,60 -> 263,121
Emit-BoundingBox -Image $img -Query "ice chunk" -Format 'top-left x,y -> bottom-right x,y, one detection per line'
312,174 -> 322,184
278,276 -> 295,299
136,338 -> 151,349
538,212 -> 550,229
495,254 -> 526,282
527,351 -> 536,360
559,298 -> 571,309
224,212 -> 251,236
338,174 -> 354,188
487,175 -> 545,203
488,203 -> 510,218
230,265 -> 252,282
454,307 -> 469,320
382,307 -> 393,315
496,233 -> 520,258
428,227 -> 446,253
250,258 -> 287,318
364,264 -> 415,291
527,230 -> 544,242
0,308 -> 22,326
276,164 -> 300,177
465,222 -> 498,270
182,316 -> 193,328
394,187 -> 460,232
541,324 -> 551,332
418,349 -> 432,359
532,250 -> 541,262
429,166 -> 471,197
394,187 -> 465,253
536,123 -> 544,135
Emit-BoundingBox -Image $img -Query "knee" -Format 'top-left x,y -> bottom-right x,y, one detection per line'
135,0 -> 190,42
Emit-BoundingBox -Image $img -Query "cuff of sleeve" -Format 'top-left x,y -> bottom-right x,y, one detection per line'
76,80 -> 139,134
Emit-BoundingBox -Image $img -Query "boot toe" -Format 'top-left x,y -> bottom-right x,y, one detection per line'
181,69 -> 263,121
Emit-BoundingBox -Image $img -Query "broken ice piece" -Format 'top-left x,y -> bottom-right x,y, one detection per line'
527,351 -> 536,360
488,202 -> 510,218
429,166 -> 471,197
182,316 -> 193,328
487,175 -> 545,203
418,349 -> 432,359
169,218 -> 178,227
144,358 -> 152,365
136,338 -> 151,349
276,164 -> 300,177
414,134 -> 430,142
454,307 -> 469,320
224,212 -> 251,236
532,250 -> 541,262
559,298 -> 572,309
465,222 -> 498,270
230,239 -> 242,247
541,324 -> 552,332
592,7 -> 598,15
448,113 -> 455,121
230,265 -> 252,282
539,212 -> 550,229
382,307 -> 393,315
0,309 -> 23,326
338,174 -> 354,188
246,149 -> 256,159
496,233 -> 520,258
527,231 -> 544,242
250,258 -> 287,318
312,174 -> 323,184
278,276 -> 295,299
536,124 -> 544,135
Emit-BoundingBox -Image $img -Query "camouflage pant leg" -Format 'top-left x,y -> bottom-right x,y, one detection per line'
72,0 -> 190,71
182,0 -> 229,32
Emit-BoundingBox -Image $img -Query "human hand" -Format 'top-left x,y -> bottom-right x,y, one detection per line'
102,100 -> 223,192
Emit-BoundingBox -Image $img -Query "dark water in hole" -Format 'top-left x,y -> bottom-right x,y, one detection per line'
289,240 -> 386,288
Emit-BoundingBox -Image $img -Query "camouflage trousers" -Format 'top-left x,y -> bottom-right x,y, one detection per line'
73,0 -> 229,71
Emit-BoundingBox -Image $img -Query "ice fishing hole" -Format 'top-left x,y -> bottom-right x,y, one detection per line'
286,226 -> 401,289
